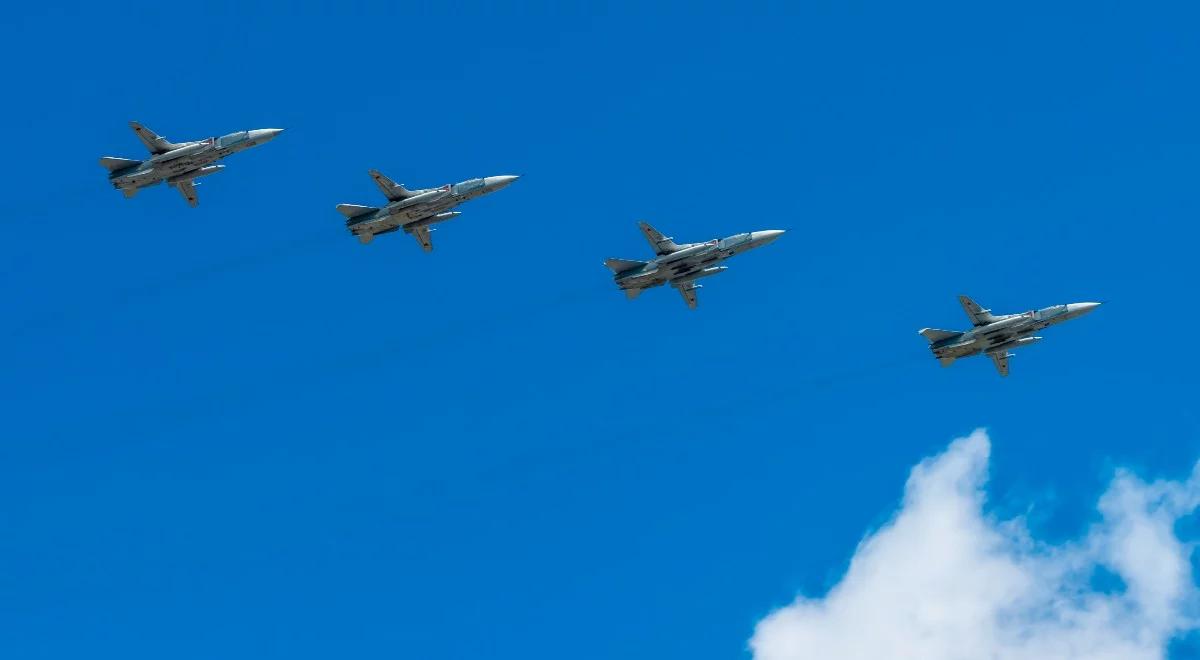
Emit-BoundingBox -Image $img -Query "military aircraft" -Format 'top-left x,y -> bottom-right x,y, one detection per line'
99,121 -> 283,207
920,296 -> 1102,376
336,171 -> 520,251
603,222 -> 785,309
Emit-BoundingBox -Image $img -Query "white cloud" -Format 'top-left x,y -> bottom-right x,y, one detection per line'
750,429 -> 1200,660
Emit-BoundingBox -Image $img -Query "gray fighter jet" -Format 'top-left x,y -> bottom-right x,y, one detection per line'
920,296 -> 1102,376
336,171 -> 519,251
604,222 -> 785,309
99,121 -> 283,207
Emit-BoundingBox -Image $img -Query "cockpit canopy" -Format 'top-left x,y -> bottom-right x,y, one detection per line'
1034,304 -> 1068,321
453,178 -> 485,195
217,131 -> 248,149
718,233 -> 752,250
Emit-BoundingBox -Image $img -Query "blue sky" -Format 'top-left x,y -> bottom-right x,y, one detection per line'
3,1 -> 1200,658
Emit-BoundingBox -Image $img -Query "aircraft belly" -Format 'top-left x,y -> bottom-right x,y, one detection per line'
408,201 -> 455,222
156,155 -> 215,177
393,204 -> 435,222
619,270 -> 663,288
982,330 -> 1029,347
124,170 -> 164,188
622,277 -> 664,290
366,217 -> 399,232
978,323 -> 1032,341
668,259 -> 704,275
937,339 -> 980,358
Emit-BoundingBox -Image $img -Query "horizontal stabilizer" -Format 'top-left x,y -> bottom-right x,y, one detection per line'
336,204 -> 379,220
919,328 -> 961,343
99,156 -> 141,172
604,258 -> 646,274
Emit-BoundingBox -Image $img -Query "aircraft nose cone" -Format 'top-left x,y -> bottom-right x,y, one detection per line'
484,175 -> 520,190
751,229 -> 786,245
250,128 -> 284,142
1067,301 -> 1102,316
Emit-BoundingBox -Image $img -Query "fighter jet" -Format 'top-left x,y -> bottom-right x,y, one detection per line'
920,296 -> 1102,376
603,222 -> 785,309
98,121 -> 283,207
336,171 -> 520,251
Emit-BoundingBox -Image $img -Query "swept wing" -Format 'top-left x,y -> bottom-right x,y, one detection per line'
130,121 -> 179,155
369,169 -> 413,201
175,180 -> 198,207
639,221 -> 681,255
959,295 -> 996,327
674,281 -> 699,309
409,226 -> 433,252
989,352 -> 1011,377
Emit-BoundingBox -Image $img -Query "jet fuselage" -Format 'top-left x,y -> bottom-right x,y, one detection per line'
928,302 -> 1101,362
106,129 -> 283,193
611,229 -> 785,291
346,175 -> 519,238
